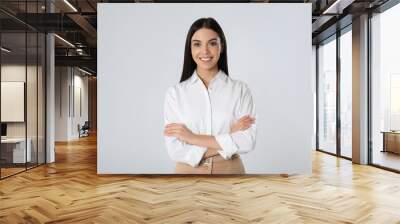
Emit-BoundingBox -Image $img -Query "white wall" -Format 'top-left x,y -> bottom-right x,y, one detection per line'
55,67 -> 69,141
55,67 -> 89,141
98,3 -> 313,174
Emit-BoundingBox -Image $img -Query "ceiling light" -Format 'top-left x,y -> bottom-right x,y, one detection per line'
1,47 -> 11,53
78,67 -> 93,76
323,0 -> 342,14
63,0 -> 78,12
322,0 -> 354,15
54,34 -> 75,48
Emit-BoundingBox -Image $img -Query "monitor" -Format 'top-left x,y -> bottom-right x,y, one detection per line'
1,123 -> 7,137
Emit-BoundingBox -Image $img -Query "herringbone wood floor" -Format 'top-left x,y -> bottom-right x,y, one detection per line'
1,135 -> 400,224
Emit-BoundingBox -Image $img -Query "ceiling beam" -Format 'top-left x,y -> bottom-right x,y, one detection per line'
67,13 -> 97,46
55,55 -> 96,70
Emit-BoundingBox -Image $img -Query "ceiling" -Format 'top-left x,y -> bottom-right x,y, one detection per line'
0,0 -> 392,75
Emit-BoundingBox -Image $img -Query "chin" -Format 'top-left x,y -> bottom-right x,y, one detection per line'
197,62 -> 218,71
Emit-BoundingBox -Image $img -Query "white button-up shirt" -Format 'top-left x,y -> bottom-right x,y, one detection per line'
164,70 -> 257,167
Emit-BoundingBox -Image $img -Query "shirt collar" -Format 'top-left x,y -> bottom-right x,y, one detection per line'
189,70 -> 227,86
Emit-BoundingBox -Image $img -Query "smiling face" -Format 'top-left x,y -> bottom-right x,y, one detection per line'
191,28 -> 222,73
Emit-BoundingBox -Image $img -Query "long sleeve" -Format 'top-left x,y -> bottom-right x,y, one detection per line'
215,83 -> 257,159
164,87 -> 207,167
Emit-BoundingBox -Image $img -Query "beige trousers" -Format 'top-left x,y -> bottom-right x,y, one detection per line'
175,154 -> 245,174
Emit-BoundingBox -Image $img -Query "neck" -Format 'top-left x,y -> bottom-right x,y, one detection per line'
196,67 -> 219,87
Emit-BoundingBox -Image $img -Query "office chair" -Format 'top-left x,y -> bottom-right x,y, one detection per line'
79,121 -> 90,138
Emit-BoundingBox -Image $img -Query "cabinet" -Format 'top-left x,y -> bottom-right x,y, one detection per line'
382,131 -> 400,154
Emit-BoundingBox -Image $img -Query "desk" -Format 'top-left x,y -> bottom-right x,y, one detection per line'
1,138 -> 31,163
382,131 -> 400,154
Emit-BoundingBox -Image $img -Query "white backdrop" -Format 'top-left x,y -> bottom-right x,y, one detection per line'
98,3 -> 313,174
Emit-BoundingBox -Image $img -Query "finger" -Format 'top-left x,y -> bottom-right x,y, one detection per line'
242,121 -> 254,128
165,124 -> 178,129
164,130 -> 179,137
171,124 -> 184,129
242,117 -> 252,123
244,116 -> 253,121
238,117 -> 246,122
238,118 -> 252,125
164,132 -> 174,137
165,123 -> 184,128
165,126 -> 183,131
237,117 -> 249,123
166,129 -> 181,135
164,128 -> 180,134
167,124 -> 182,128
239,115 -> 250,121
243,119 -> 254,125
164,129 -> 175,134
236,115 -> 249,123
164,127 -> 174,133
168,128 -> 183,134
243,117 -> 255,123
164,130 -> 175,136
241,122 -> 253,127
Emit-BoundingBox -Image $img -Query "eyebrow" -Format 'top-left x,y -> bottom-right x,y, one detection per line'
192,38 -> 218,42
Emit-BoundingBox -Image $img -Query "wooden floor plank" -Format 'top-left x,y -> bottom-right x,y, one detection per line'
0,134 -> 400,223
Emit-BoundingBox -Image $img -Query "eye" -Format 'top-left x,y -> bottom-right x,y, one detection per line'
192,42 -> 201,47
209,41 -> 219,47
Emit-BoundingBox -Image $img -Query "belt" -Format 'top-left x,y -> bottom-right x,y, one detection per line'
199,154 -> 239,166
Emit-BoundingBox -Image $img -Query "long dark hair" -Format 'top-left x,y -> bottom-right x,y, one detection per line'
180,17 -> 229,83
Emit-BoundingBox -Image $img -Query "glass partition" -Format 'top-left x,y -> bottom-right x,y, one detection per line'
0,1 -> 46,179
0,31 -> 28,177
317,36 -> 337,155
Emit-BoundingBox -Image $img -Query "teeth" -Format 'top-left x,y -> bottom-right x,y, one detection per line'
200,57 -> 212,61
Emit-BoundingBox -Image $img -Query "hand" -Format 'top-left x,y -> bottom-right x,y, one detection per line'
164,123 -> 195,143
203,148 -> 219,159
230,115 -> 255,134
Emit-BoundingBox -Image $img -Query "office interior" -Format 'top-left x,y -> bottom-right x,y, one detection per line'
0,0 -> 399,222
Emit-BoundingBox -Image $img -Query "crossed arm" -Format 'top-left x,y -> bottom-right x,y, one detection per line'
163,115 -> 255,159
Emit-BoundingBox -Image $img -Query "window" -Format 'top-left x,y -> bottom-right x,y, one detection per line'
371,2 -> 400,171
318,36 -> 337,154
339,28 -> 352,158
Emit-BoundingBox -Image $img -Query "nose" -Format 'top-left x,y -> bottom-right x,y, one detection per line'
201,44 -> 210,54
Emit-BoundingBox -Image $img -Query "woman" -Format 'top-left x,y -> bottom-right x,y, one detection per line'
163,17 -> 257,174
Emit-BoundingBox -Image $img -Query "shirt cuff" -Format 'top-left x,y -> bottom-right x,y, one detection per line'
184,144 -> 207,167
215,133 -> 238,160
